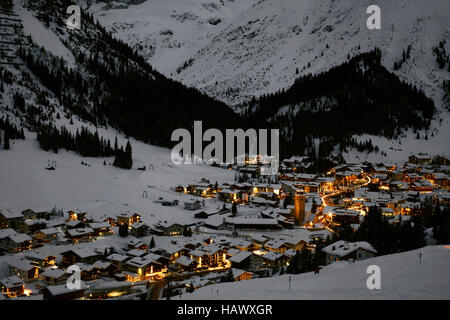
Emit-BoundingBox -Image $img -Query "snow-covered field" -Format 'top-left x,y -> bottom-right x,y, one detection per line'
178,245 -> 450,300
0,131 -> 234,226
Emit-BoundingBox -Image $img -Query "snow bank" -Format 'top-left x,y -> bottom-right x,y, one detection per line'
178,245 -> 450,300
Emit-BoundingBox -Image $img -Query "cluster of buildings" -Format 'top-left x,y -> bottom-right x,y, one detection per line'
0,197 -> 332,300
1,152 -> 448,300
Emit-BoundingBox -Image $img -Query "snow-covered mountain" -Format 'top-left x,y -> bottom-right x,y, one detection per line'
85,0 -> 450,108
1,0 -> 238,148
82,0 -> 258,81
1,0 -> 449,164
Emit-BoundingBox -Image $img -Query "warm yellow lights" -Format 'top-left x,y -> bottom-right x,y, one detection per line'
107,291 -> 123,298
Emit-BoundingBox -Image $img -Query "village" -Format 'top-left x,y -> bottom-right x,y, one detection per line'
0,152 -> 449,300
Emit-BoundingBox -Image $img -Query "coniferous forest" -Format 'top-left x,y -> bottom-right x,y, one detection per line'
243,49 -> 435,159
37,124 -> 114,157
18,0 -> 240,149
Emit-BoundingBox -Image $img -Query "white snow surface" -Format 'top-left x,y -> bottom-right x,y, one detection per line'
86,0 -> 450,108
80,0 -> 450,163
84,0 -> 257,77
0,131 -> 234,226
178,245 -> 450,300
17,5 -> 76,68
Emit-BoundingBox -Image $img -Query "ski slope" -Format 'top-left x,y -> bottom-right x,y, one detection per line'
0,130 -> 234,226
17,5 -> 76,68
178,245 -> 450,300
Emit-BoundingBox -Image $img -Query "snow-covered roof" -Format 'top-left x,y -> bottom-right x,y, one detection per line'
89,222 -> 110,229
41,268 -> 66,279
251,234 -> 269,243
66,220 -> 84,227
45,283 -> 86,296
262,251 -> 283,261
175,256 -> 196,267
126,254 -> 161,268
231,268 -> 251,279
203,215 -> 228,228
8,258 -> 36,271
229,239 -> 252,248
0,275 -> 24,289
73,262 -> 95,272
284,249 -> 297,257
62,248 -> 98,259
24,219 -> 47,226
117,211 -> 140,219
92,261 -> 112,270
229,251 -> 252,263
159,243 -> 184,255
25,251 -> 56,260
323,241 -> 377,257
66,228 -> 94,237
226,248 -> 241,256
0,228 -> 18,240
8,233 -> 32,243
226,217 -> 279,225
265,239 -> 287,249
128,239 -> 145,247
131,221 -> 148,229
36,227 -> 60,235
126,249 -> 147,257
0,208 -> 23,219
107,253 -> 129,262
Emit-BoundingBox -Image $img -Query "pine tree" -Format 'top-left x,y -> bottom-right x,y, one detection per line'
221,269 -> 234,282
3,130 -> 10,150
149,236 -> 155,249
287,250 -> 301,274
118,223 -> 128,237
283,193 -> 292,209
231,203 -> 237,217
114,136 -> 118,152
124,141 -> 132,169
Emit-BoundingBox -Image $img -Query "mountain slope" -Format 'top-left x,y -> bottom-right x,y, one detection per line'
1,0 -> 448,164
82,0 -> 258,77
85,0 -> 450,108
178,245 -> 450,300
3,0 -> 239,151
243,49 -> 437,159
